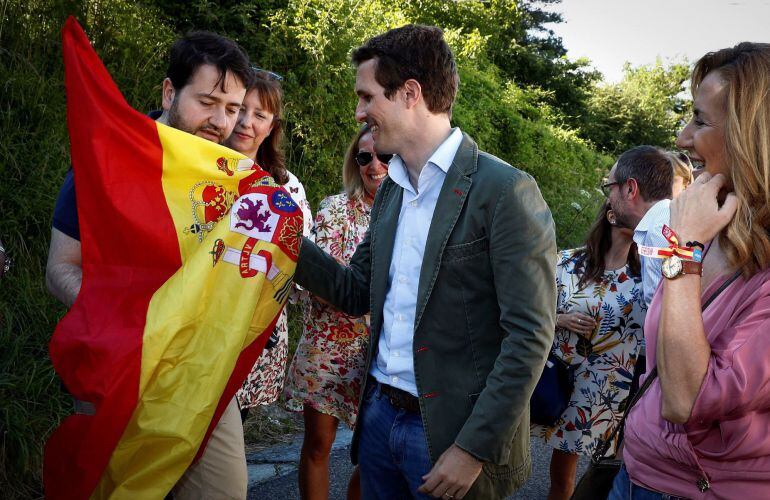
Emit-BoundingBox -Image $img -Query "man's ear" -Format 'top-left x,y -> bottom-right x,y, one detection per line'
161,78 -> 176,111
401,79 -> 422,110
626,177 -> 639,200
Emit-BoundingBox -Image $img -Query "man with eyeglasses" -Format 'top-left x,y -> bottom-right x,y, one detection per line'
293,25 -> 556,500
46,31 -> 253,499
604,145 -> 676,308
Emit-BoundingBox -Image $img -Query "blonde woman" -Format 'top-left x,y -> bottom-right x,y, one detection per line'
612,43 -> 770,499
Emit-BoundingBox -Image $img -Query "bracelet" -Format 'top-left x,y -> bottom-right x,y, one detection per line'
686,240 -> 705,251
638,226 -> 703,262
663,227 -> 705,262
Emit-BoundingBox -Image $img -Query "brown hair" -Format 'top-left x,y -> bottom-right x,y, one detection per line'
341,124 -> 371,200
691,43 -> 770,276
250,70 -> 288,185
351,24 -> 459,116
571,200 -> 640,290
167,31 -> 252,93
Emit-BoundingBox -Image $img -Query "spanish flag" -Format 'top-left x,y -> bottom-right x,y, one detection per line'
44,18 -> 303,499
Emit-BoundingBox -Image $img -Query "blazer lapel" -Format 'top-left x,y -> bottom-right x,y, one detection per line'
414,134 -> 477,331
368,179 -> 402,348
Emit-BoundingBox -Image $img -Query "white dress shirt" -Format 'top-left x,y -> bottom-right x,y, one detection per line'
370,128 -> 464,396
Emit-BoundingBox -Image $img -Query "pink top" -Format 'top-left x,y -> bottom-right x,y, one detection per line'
623,267 -> 770,498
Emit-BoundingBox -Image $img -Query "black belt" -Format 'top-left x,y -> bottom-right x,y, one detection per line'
378,381 -> 421,413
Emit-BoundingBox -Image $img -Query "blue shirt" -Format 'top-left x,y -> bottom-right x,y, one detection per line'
53,169 -> 80,241
370,127 -> 464,396
633,198 -> 671,308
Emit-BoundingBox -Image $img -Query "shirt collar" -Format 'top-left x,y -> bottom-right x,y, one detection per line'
427,127 -> 463,174
634,198 -> 671,233
388,127 -> 463,192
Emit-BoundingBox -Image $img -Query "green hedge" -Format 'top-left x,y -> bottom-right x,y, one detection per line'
0,0 -> 610,496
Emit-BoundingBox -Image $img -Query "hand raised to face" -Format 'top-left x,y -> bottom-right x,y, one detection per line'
669,172 -> 738,244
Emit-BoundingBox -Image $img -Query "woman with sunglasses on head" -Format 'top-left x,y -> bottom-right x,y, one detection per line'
224,68 -> 313,417
285,124 -> 389,500
610,43 -> 770,499
531,200 -> 646,500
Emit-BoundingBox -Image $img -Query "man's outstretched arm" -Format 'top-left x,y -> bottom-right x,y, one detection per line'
293,233 -> 371,317
46,228 -> 82,307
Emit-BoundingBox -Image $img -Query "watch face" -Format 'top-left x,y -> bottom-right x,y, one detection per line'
662,255 -> 683,278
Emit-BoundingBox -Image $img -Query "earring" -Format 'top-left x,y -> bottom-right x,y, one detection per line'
607,210 -> 617,225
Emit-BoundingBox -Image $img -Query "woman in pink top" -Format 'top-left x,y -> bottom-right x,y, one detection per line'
611,44 -> 770,498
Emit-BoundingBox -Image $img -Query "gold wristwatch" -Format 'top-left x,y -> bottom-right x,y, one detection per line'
661,255 -> 702,279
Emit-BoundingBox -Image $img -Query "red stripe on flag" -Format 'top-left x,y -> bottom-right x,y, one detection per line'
45,17 -> 180,499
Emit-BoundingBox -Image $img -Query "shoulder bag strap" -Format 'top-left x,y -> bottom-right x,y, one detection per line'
592,269 -> 742,462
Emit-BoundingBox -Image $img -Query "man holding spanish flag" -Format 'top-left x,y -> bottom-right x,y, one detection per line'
45,19 -> 301,499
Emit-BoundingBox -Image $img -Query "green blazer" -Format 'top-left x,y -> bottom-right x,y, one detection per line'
294,133 -> 556,498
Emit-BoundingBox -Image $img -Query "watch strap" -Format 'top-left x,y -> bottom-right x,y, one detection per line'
681,259 -> 703,276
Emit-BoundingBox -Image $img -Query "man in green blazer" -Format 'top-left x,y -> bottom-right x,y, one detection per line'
294,25 -> 556,499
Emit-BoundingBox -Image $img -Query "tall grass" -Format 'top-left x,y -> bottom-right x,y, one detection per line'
2,1 -> 71,496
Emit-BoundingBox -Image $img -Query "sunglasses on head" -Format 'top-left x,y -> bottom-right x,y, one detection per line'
251,65 -> 284,81
355,151 -> 393,167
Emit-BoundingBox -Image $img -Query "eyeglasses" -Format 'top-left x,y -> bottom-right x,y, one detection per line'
251,65 -> 283,81
600,181 -> 620,197
355,151 -> 393,167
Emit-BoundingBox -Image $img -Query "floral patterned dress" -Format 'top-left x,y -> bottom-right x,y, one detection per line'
532,249 -> 646,456
284,193 -> 371,428
236,170 -> 313,408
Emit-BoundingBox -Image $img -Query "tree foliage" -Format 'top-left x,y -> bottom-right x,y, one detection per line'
583,60 -> 690,154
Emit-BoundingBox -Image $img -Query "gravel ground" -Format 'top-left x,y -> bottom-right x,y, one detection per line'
247,436 -> 589,499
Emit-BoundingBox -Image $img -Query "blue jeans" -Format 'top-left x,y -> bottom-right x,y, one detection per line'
358,382 -> 434,500
609,465 -> 687,500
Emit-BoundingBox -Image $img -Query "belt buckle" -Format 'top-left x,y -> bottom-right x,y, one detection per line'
386,387 -> 403,410
388,393 -> 401,409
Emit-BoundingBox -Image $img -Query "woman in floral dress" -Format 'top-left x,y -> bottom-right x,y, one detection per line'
532,201 -> 646,500
224,69 -> 313,415
285,124 -> 389,500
